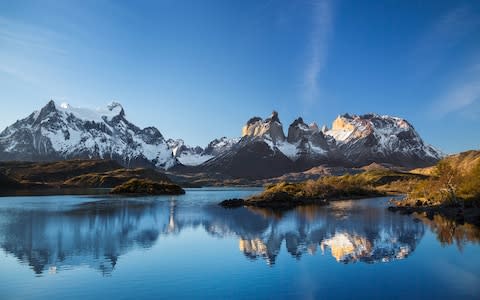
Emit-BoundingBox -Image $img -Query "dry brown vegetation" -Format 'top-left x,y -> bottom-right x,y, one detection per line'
0,159 -> 180,196
243,171 -> 407,208
0,159 -> 122,183
415,213 -> 480,249
404,150 -> 480,206
65,168 -> 171,188
110,178 -> 185,195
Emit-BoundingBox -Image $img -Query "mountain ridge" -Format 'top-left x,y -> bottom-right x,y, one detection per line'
188,111 -> 443,179
0,100 -> 176,169
0,101 -> 443,178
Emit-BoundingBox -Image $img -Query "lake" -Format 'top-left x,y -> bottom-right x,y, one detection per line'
0,188 -> 479,299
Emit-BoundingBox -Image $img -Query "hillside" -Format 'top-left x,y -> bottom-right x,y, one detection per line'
390,150 -> 480,226
0,159 -> 179,196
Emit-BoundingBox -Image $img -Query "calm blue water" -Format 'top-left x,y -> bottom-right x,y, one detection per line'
0,188 -> 479,300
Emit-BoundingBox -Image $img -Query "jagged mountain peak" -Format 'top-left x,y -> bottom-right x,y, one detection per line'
1,103 -> 444,177
309,122 -> 319,131
0,100 -> 176,169
326,112 -> 442,167
204,137 -> 239,154
196,110 -> 443,179
53,100 -> 127,123
329,113 -> 416,142
166,136 -> 239,166
288,118 -> 321,133
285,117 -> 329,160
242,111 -> 286,144
45,99 -> 57,110
106,101 -> 125,117
266,110 -> 280,123
289,117 -> 306,128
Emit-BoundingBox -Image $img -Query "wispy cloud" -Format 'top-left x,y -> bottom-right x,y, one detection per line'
432,62 -> 480,117
0,16 -> 67,55
303,0 -> 334,104
0,64 -> 39,85
419,5 -> 480,118
412,5 -> 480,79
0,17 -> 69,85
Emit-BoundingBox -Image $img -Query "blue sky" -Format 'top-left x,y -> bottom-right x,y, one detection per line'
0,0 -> 479,153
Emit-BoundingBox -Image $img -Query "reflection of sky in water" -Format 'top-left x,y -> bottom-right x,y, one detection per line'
0,189 -> 479,299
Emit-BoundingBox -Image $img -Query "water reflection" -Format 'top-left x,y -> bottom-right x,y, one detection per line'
228,202 -> 425,265
0,199 -> 163,275
0,195 -> 477,275
414,213 -> 480,251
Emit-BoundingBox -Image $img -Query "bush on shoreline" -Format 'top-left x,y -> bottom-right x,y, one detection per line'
405,157 -> 480,206
247,172 -> 386,206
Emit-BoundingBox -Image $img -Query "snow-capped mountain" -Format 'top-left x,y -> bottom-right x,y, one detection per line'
0,101 -> 443,178
239,112 -> 337,165
167,139 -> 210,166
194,111 -> 443,179
166,137 -> 238,166
0,100 -> 176,169
203,137 -> 239,157
325,113 -> 442,167
199,112 -> 296,179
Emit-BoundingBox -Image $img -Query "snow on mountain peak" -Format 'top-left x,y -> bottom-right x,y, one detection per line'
166,136 -> 240,166
0,100 -> 176,169
233,110 -> 442,170
53,100 -> 126,123
0,103 -> 444,172
107,101 -> 124,114
327,113 -> 415,143
325,113 -> 443,164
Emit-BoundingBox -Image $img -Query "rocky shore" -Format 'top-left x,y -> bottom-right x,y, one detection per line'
388,199 -> 480,227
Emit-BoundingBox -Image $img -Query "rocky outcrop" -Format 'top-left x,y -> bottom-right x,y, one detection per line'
242,111 -> 286,144
286,117 -> 331,163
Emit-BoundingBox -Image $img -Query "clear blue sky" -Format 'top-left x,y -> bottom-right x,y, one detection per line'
0,0 -> 479,153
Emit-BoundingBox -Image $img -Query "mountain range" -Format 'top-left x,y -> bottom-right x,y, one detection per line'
0,100 -> 443,179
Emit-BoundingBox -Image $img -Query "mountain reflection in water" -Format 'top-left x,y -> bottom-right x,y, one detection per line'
0,195 -> 478,275
235,201 -> 424,265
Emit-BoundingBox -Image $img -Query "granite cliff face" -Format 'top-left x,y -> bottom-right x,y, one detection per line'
192,111 -> 442,179
242,111 -> 286,144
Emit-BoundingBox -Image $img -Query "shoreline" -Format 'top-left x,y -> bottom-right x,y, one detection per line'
388,203 -> 480,227
0,187 -> 112,197
0,185 -> 262,197
220,192 -> 388,209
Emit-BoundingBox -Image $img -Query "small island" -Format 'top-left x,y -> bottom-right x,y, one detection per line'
220,169 -> 422,208
110,178 -> 185,195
